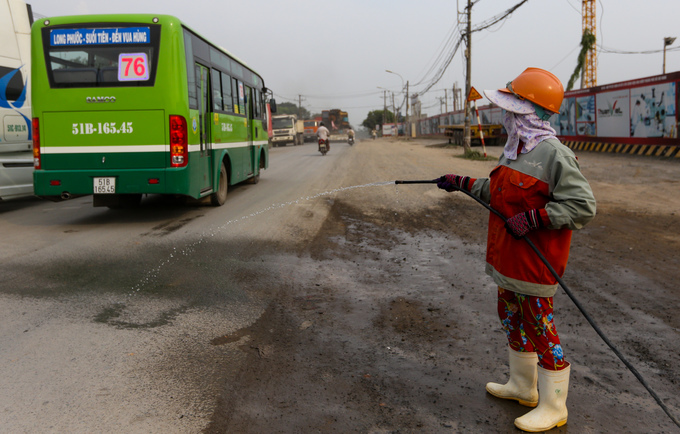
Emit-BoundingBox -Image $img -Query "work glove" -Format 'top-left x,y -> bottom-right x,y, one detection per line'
504,209 -> 544,239
436,174 -> 471,192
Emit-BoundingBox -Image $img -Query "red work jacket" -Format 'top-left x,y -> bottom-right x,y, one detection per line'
485,164 -> 572,295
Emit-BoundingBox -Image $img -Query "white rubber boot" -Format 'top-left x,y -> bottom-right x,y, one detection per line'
514,364 -> 570,432
486,347 -> 539,407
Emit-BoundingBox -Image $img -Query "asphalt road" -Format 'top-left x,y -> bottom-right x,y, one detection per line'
3,138 -> 679,433
0,140 -> 350,433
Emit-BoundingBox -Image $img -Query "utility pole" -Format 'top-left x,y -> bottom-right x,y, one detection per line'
297,94 -> 306,119
463,0 -> 472,153
453,82 -> 462,112
383,90 -> 387,127
664,37 -> 676,74
392,92 -> 397,136
405,81 -> 409,137
444,89 -> 449,113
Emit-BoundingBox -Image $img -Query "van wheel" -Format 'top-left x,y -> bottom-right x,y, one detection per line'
210,163 -> 228,206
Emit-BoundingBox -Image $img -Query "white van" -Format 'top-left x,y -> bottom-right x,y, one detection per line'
0,0 -> 34,200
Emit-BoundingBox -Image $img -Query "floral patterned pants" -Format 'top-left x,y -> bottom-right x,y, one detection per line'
497,287 -> 567,371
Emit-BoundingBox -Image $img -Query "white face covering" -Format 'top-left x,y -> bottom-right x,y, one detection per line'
502,110 -> 557,160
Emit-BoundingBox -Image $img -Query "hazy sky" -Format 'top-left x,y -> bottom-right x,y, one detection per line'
26,0 -> 680,128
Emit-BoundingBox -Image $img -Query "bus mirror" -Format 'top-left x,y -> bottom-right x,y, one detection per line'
269,99 -> 277,113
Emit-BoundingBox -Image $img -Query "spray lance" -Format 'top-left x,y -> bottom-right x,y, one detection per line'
394,178 -> 680,429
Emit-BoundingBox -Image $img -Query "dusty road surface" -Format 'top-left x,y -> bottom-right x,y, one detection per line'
1,137 -> 678,433
206,138 -> 680,433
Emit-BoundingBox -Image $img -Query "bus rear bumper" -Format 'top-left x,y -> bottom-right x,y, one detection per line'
33,168 -> 182,198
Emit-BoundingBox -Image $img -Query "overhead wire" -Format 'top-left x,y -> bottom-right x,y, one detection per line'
413,0 -> 530,99
599,45 -> 680,55
277,1 -> 532,119
412,21 -> 462,87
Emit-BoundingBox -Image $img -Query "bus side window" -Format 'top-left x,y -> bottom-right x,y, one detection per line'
211,68 -> 222,112
184,29 -> 197,109
253,89 -> 262,119
221,71 -> 233,113
231,77 -> 239,114
237,80 -> 245,115
245,85 -> 253,119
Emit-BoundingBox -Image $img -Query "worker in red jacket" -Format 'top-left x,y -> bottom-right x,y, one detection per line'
437,67 -> 596,432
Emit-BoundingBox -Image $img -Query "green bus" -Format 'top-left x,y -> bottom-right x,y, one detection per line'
31,14 -> 274,207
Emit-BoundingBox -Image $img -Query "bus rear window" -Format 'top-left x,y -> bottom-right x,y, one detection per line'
42,25 -> 160,88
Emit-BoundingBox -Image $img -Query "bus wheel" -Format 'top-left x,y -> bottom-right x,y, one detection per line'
210,163 -> 228,206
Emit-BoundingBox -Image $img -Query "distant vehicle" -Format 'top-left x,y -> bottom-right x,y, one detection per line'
321,108 -> 350,142
322,109 -> 350,133
303,119 -> 318,142
31,13 -> 272,207
317,138 -> 328,156
0,0 -> 34,201
438,124 -> 502,146
270,114 -> 303,147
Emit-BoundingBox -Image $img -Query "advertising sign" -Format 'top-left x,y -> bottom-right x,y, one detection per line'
596,90 -> 629,137
630,82 -> 676,138
552,97 -> 576,136
576,95 -> 596,136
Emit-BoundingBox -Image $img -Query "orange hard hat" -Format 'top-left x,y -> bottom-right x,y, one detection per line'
499,67 -> 564,114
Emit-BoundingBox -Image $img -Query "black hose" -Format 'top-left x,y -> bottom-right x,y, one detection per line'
394,179 -> 680,429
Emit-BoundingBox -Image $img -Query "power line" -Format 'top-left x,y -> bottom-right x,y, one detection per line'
302,90 -> 384,99
412,0 -> 530,100
412,22 -> 462,87
599,45 -> 680,55
471,0 -> 530,33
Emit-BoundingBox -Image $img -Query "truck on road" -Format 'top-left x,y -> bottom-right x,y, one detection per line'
303,119 -> 319,142
438,123 -> 503,146
270,114 -> 304,147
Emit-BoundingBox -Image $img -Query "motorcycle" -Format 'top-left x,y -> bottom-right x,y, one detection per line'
318,138 -> 329,156
348,136 -> 354,146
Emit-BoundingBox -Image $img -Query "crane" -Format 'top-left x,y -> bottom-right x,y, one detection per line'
582,0 -> 597,88
566,0 -> 597,90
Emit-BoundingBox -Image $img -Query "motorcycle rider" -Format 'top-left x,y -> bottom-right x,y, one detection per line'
347,128 -> 355,144
317,122 -> 330,152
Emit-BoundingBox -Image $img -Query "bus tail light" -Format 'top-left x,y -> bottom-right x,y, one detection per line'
32,118 -> 41,169
169,115 -> 188,167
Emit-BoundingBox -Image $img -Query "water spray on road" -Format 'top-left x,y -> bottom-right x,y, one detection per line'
123,181 -> 396,301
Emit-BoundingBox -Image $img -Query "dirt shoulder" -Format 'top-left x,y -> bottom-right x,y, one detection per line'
206,138 -> 680,433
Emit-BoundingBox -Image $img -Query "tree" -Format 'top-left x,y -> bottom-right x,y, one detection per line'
361,109 -> 394,131
566,29 -> 596,91
274,102 -> 311,119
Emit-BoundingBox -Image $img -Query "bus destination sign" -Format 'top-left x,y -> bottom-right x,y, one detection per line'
50,27 -> 151,46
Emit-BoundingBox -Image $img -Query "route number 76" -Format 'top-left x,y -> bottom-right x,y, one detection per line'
118,53 -> 149,81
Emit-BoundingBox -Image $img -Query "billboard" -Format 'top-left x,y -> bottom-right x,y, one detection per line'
597,89 -> 629,137
415,71 -> 680,145
630,82 -> 676,138
553,73 -> 679,141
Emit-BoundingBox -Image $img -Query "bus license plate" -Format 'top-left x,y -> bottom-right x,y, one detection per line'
93,177 -> 116,194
